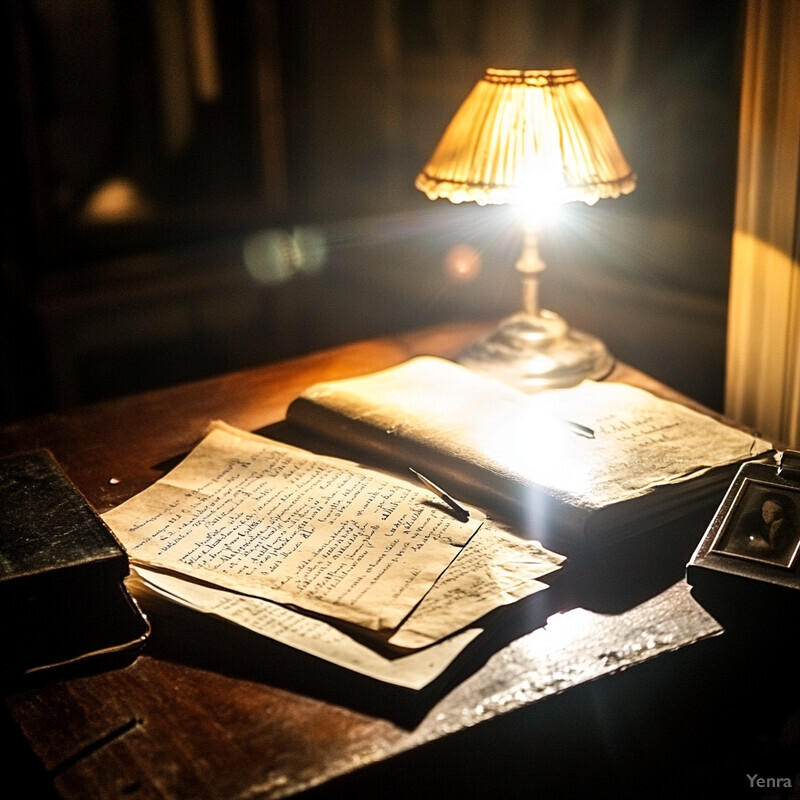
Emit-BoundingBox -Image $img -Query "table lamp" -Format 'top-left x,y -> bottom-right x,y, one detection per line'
416,67 -> 636,391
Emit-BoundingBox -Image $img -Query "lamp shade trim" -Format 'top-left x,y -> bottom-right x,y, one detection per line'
414,171 -> 637,206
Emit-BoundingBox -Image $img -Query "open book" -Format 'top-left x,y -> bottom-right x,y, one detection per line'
287,357 -> 773,548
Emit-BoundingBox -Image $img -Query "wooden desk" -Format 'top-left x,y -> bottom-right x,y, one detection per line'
2,322 -> 796,799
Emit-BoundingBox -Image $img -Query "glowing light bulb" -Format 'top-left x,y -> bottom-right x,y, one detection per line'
512,155 -> 565,225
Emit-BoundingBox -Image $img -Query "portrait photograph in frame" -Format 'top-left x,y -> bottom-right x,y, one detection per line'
687,455 -> 800,628
710,479 -> 800,569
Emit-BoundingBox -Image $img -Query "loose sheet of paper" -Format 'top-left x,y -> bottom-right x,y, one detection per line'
103,422 -> 484,630
128,516 -> 563,688
388,519 -> 565,649
129,566 -> 483,690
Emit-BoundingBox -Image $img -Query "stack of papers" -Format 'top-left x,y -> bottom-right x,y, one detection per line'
103,422 -> 564,689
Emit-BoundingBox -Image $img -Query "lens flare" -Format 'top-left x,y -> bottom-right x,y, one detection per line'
243,226 -> 327,285
444,244 -> 482,282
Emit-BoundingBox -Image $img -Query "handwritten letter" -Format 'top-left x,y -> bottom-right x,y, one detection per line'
128,518 -> 565,687
103,422 -> 483,630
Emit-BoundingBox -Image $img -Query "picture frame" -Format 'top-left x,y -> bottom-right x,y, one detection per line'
709,479 -> 800,569
687,451 -> 800,621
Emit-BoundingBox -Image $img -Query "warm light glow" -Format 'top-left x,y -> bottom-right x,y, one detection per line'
470,401 -> 591,535
472,399 -> 592,493
512,154 -> 566,223
81,177 -> 151,223
444,244 -> 482,282
416,68 -> 636,209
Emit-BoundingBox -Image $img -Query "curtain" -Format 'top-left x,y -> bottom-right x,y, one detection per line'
725,0 -> 800,447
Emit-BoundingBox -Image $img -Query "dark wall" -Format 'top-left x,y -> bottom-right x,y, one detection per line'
2,1 -> 743,422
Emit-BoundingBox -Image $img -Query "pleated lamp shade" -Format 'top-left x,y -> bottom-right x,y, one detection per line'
415,68 -> 636,208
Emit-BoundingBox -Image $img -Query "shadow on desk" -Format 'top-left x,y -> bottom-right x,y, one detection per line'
556,506 -> 716,615
138,579 -> 558,730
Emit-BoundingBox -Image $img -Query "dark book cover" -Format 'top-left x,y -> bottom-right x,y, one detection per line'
0,449 -> 149,684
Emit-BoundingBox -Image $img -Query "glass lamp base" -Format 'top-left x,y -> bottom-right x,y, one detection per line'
458,310 -> 614,392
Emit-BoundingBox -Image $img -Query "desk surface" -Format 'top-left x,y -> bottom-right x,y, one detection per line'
2,322 -> 797,799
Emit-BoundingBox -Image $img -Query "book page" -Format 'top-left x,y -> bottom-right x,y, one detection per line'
103,422 -> 484,631
129,567 -> 482,690
521,381 -> 771,506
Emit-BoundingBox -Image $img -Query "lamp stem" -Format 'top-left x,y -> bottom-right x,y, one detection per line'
522,274 -> 540,317
458,211 -> 614,389
516,221 -> 546,318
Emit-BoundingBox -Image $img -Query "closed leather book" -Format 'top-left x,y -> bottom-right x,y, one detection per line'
0,449 -> 149,684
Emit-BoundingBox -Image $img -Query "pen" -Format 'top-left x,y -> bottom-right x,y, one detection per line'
558,417 -> 595,439
409,468 -> 470,522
